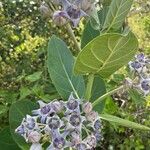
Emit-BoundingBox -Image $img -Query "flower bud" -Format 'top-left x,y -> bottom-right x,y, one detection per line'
28,131 -> 41,143
51,101 -> 63,113
85,135 -> 97,148
30,143 -> 42,150
78,0 -> 94,14
51,0 -> 60,5
53,11 -> 68,26
86,111 -> 98,122
39,3 -> 51,18
82,102 -> 92,114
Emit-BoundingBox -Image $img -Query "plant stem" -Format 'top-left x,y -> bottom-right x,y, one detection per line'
92,85 -> 124,107
66,23 -> 81,52
85,74 -> 95,100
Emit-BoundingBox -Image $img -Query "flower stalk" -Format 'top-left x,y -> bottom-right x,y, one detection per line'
92,85 -> 124,107
66,23 -> 81,52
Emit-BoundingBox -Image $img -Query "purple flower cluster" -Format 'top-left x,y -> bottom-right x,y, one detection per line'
52,0 -> 94,27
127,53 -> 150,96
15,93 -> 102,150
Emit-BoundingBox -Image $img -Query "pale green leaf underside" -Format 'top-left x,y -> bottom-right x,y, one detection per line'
103,0 -> 133,30
100,114 -> 150,131
74,32 -> 138,78
47,36 -> 85,99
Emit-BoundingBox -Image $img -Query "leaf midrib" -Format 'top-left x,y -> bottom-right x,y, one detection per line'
53,38 -> 79,98
104,0 -> 130,31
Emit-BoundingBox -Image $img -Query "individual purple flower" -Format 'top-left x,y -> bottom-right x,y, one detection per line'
139,78 -> 150,95
94,119 -> 102,130
15,124 -> 25,135
135,53 -> 145,63
32,101 -> 53,123
58,0 -> 87,27
46,130 -> 71,150
47,116 -> 61,130
128,61 -> 143,73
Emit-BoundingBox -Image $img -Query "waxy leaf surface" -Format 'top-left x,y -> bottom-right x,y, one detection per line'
48,36 -> 85,99
74,32 -> 138,78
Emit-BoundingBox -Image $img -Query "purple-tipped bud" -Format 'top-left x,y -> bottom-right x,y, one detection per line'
85,135 -> 97,148
86,111 -> 98,122
39,3 -> 51,18
51,101 -> 63,113
53,137 -> 65,149
28,131 -> 41,143
53,11 -> 68,26
82,102 -> 92,114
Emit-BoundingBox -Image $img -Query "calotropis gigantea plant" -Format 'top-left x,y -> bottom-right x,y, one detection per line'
9,0 -> 150,150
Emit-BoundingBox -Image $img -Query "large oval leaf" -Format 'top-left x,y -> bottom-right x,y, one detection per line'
100,114 -> 150,131
9,100 -> 38,150
103,0 -> 133,31
0,127 -> 20,150
47,35 -> 85,99
74,32 -> 138,78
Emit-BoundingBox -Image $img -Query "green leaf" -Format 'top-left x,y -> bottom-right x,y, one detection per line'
103,0 -> 133,31
90,75 -> 106,113
100,114 -> 150,131
74,32 -> 138,78
25,71 -> 42,82
103,97 -> 119,114
81,7 -> 109,49
89,6 -> 100,30
47,35 -> 85,99
0,127 -> 20,150
19,87 -> 31,100
9,100 -> 38,150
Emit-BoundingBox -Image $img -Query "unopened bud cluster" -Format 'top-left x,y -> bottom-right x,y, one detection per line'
39,0 -> 95,27
127,53 -> 150,96
15,93 -> 102,150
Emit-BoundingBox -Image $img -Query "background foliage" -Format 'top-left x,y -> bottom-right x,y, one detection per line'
0,0 -> 150,149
